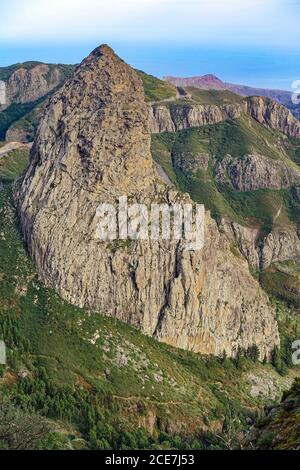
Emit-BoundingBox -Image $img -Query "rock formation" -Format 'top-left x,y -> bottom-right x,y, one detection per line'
149,98 -> 300,138
215,153 -> 300,191
164,74 -> 300,120
219,219 -> 300,270
15,45 -> 279,358
2,63 -> 72,109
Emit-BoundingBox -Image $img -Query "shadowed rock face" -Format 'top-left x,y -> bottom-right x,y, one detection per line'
15,45 -> 279,358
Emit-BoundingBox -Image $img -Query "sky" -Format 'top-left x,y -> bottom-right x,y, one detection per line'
1,0 -> 300,90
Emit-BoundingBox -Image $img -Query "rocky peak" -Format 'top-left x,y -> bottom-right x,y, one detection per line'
15,45 -> 279,359
28,42 -> 156,198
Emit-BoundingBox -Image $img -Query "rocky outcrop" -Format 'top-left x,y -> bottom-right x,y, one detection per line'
245,96 -> 300,138
219,219 -> 260,268
150,98 -> 300,138
15,45 -> 279,359
5,125 -> 32,144
215,153 -> 300,191
149,103 -> 241,133
173,151 -> 210,175
219,218 -> 300,270
164,74 -> 294,112
1,63 -> 72,110
260,227 -> 300,270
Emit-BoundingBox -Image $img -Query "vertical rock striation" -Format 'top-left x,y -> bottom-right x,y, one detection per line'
15,45 -> 279,358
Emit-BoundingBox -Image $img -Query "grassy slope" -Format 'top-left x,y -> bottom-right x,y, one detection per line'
151,115 -> 300,231
1,151 -> 299,450
0,148 -> 29,182
261,261 -> 300,311
0,101 -> 42,141
185,87 -> 243,106
137,71 -> 178,102
3,102 -> 46,143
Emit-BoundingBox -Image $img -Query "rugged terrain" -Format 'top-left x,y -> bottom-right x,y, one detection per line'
246,378 -> 300,450
1,45 -> 300,450
164,74 -> 300,119
0,150 -> 299,449
150,85 -> 300,311
14,45 -> 280,359
0,62 -> 73,142
0,62 -> 73,110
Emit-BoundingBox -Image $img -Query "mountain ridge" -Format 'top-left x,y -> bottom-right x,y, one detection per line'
14,44 -> 279,359
164,74 -> 299,119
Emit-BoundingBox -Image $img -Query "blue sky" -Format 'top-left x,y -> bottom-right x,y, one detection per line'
1,0 -> 300,90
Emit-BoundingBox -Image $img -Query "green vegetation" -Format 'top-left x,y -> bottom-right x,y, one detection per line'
137,70 -> 177,102
1,175 -> 298,449
261,261 -> 300,311
4,103 -> 45,143
284,136 -> 300,166
0,148 -> 29,182
0,101 -> 42,141
0,63 -> 74,141
249,378 -> 300,450
151,116 -> 300,230
185,87 -> 243,106
0,125 -> 299,449
188,114 -> 284,162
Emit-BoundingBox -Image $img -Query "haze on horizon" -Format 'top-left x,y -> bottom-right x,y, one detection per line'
1,0 -> 300,91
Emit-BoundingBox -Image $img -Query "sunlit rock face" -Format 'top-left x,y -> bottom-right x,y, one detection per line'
15,45 -> 279,358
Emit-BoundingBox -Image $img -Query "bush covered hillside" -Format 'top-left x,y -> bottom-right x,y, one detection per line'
0,146 -> 300,450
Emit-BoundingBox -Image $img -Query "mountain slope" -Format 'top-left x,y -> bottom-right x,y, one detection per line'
1,47 -> 300,451
246,378 -> 300,450
0,62 -> 74,109
164,74 -> 299,119
0,161 -> 299,449
15,45 -> 279,359
151,97 -> 300,308
0,62 -> 74,142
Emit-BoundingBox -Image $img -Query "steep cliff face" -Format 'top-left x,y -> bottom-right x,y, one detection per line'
244,96 -> 300,138
164,74 -> 300,121
2,63 -> 72,109
215,153 -> 300,191
219,219 -> 300,271
149,103 -> 239,133
150,98 -> 300,138
15,45 -> 279,358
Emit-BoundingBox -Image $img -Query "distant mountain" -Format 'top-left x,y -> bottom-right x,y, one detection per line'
0,61 -> 74,141
164,74 -> 299,117
0,61 -> 74,109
